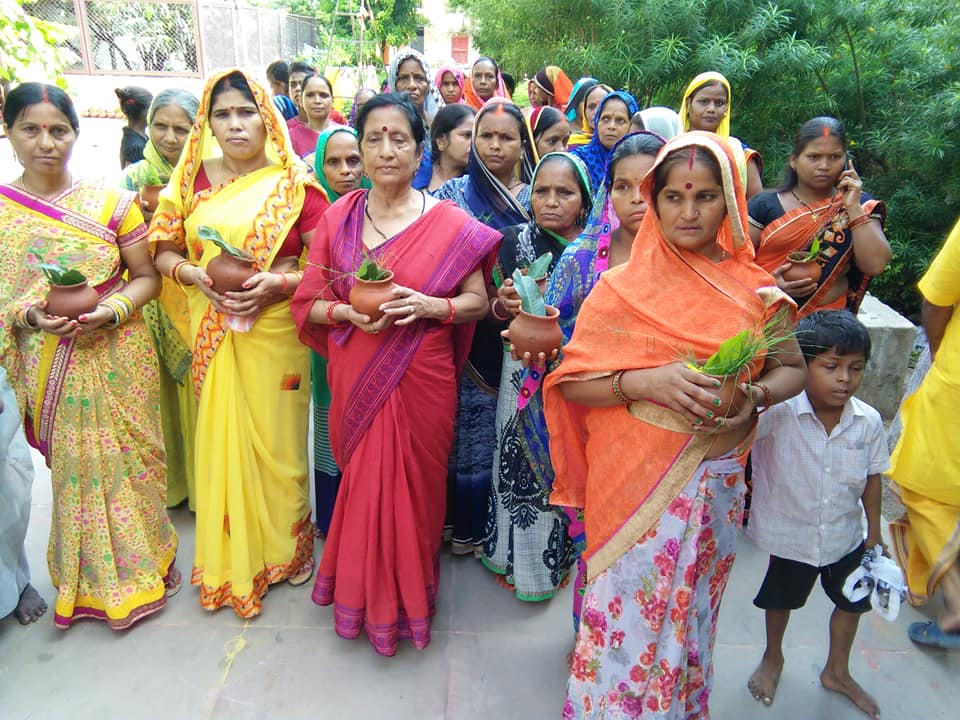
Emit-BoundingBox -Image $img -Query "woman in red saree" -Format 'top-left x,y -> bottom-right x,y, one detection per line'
545,133 -> 806,717
291,93 -> 501,656
749,117 -> 890,317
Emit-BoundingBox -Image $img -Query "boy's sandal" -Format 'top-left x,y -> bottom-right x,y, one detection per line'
908,620 -> 960,649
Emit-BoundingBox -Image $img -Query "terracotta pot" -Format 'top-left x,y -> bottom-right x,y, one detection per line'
45,281 -> 100,320
206,252 -> 256,294
518,267 -> 548,295
782,253 -> 822,284
349,271 -> 396,322
139,185 -> 163,214
703,371 -> 750,419
507,305 -> 562,358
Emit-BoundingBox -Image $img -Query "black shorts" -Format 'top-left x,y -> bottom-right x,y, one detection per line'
753,542 -> 871,614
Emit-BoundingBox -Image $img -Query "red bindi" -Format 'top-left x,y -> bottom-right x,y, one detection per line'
41,124 -> 48,129
382,125 -> 389,132
685,182 -> 693,189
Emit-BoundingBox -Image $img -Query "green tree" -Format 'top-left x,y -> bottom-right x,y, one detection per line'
0,0 -> 73,86
457,0 -> 960,317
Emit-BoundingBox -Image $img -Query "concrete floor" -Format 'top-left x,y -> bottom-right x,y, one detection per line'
0,448 -> 956,720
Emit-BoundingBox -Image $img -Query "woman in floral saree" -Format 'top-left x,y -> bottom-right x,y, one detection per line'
151,69 -> 328,618
545,133 -> 806,717
0,83 -> 178,630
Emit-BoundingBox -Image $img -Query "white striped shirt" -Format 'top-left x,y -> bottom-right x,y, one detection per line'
747,391 -> 889,567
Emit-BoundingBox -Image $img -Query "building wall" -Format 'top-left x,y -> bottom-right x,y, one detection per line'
419,0 -> 476,72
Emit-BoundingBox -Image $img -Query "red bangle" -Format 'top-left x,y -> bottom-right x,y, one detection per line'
280,272 -> 289,294
847,213 -> 872,231
326,300 -> 345,325
441,297 -> 456,324
752,382 -> 775,414
611,370 -> 630,404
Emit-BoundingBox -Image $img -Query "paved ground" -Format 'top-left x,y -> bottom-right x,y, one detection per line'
0,446 -> 956,720
2,117 -> 957,719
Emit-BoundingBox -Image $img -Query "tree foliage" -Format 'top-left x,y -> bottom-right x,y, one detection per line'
0,0 -> 72,85
456,0 -> 960,317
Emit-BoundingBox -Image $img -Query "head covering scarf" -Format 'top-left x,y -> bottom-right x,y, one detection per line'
312,125 -> 372,201
122,88 -> 201,190
533,66 -> 574,110
149,69 -> 324,391
570,90 -> 639,191
523,105 -> 568,168
544,131 -> 793,579
565,77 -> 599,122
388,48 -> 443,126
460,98 -> 532,228
463,56 -> 510,110
637,106 -> 682,140
348,88 -> 376,128
680,71 -> 732,137
530,152 -> 593,242
434,65 -> 465,103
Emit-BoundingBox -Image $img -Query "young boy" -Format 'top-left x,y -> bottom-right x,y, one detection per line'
746,310 -> 888,720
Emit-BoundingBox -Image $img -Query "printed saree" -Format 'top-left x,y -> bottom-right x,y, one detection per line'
150,69 -> 324,618
571,91 -> 639,192
120,141 -> 198,509
291,191 -> 500,655
751,191 -> 885,317
0,178 -> 177,629
544,133 -> 794,714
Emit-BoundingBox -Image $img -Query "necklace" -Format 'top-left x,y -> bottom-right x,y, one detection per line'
790,189 -> 829,221
364,190 -> 426,241
16,172 -> 72,198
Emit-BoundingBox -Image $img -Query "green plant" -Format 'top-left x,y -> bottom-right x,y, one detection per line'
512,268 -> 546,316
789,235 -> 822,263
38,262 -> 86,286
197,226 -> 254,261
356,255 -> 391,280
520,251 -> 553,280
687,309 -> 793,378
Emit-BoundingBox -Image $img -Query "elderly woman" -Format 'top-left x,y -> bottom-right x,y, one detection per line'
291,93 -> 501,656
546,133 -> 806,716
389,48 -> 444,189
1,83 -> 178,629
571,90 -> 639,191
120,88 -> 201,510
151,70 -> 328,618
483,152 -> 593,600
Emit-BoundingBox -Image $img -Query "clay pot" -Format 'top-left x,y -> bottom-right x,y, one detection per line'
518,268 -> 548,295
206,252 -> 256,294
139,185 -> 163,214
507,305 -> 563,358
782,252 -> 822,285
704,372 -> 750,419
45,281 -> 100,320
349,271 -> 396,322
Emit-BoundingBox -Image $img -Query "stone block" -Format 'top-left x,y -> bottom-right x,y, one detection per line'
855,294 -> 917,420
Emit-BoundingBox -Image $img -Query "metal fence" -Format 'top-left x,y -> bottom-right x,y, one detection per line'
22,0 -> 321,77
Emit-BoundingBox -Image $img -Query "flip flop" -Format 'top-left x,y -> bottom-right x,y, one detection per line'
164,567 -> 183,598
908,620 -> 960,649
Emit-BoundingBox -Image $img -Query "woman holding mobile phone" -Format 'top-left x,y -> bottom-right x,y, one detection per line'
748,117 -> 891,317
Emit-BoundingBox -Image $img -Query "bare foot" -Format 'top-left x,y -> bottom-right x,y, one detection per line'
748,655 -> 783,706
164,565 -> 183,597
938,610 -> 960,633
13,584 -> 47,624
820,669 -> 880,719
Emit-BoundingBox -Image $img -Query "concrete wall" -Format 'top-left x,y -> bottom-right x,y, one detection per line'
855,294 -> 917,420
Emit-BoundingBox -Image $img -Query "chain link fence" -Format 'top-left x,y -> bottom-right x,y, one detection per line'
22,0 -> 321,77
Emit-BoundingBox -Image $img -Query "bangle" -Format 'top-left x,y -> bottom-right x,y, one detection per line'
279,272 -> 289,295
16,305 -> 40,330
611,370 -> 631,404
490,297 -> 510,321
326,300 -> 346,325
100,293 -> 136,328
172,259 -> 195,287
752,382 -> 774,414
847,213 -> 872,231
441,297 -> 456,324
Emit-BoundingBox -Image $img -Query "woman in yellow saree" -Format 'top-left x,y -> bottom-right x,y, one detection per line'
0,83 -> 178,630
151,70 -> 329,618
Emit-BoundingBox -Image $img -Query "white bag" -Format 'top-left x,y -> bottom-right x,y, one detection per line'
841,545 -> 908,621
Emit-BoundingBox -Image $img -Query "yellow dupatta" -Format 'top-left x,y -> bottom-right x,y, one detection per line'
680,72 -> 754,182
149,68 -> 324,394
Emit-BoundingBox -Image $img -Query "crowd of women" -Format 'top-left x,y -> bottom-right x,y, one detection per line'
4,47 -> 955,718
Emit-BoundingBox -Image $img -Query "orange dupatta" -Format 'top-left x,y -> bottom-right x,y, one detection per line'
543,132 -> 794,579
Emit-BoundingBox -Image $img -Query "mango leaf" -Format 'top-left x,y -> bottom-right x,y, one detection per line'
197,225 -> 254,260
524,251 -> 553,281
512,268 -> 546,316
38,262 -> 86,286
356,256 -> 391,280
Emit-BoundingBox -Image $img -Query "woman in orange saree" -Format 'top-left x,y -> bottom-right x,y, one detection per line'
545,133 -> 806,717
749,117 -> 890,318
291,93 -> 500,656
0,83 -> 178,630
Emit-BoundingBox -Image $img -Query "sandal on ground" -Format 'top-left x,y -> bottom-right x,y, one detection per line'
908,620 -> 960,649
164,566 -> 183,598
288,557 -> 315,587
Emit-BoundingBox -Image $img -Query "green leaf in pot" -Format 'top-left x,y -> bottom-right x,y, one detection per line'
356,256 -> 391,281
197,225 -> 255,261
524,251 -> 553,281
512,268 -> 546,316
39,261 -> 87,286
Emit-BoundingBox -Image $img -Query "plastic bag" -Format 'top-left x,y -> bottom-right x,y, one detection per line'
842,545 -> 908,621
